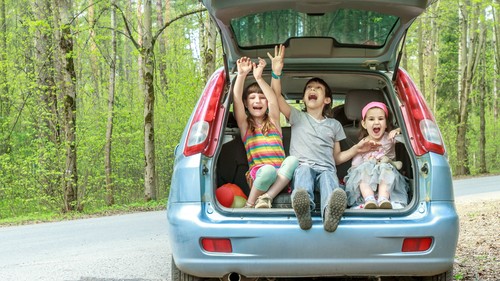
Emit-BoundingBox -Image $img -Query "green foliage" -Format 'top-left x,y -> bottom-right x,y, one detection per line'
0,0 -> 205,221
1,0 -> 499,223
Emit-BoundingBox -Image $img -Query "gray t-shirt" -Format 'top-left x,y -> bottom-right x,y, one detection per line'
289,107 -> 346,171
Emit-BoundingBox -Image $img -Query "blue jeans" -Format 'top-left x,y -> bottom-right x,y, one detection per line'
291,164 -> 341,217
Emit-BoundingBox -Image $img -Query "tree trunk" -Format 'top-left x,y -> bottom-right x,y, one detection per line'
417,19 -> 426,98
156,0 -> 168,92
88,0 -> 100,100
53,0 -> 79,211
456,1 -> 480,176
493,0 -> 499,162
33,0 -> 61,196
142,0 -> 157,201
0,0 -> 9,119
428,2 -> 439,113
137,0 -> 144,95
477,15 -> 487,174
117,3 -> 206,201
105,0 -> 117,206
202,14 -> 217,82
478,61 -> 487,174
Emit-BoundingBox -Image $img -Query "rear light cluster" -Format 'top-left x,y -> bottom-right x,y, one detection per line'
395,69 -> 446,156
402,237 -> 433,252
201,238 -> 232,253
184,68 -> 226,157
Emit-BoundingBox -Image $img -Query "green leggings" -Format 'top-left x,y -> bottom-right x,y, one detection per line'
253,156 -> 299,192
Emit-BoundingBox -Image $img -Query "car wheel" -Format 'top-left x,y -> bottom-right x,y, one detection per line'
171,255 -> 204,281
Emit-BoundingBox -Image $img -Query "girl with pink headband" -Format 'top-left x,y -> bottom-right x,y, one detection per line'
344,102 -> 409,209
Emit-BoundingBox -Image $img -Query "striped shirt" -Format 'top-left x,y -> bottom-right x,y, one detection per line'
243,125 -> 285,172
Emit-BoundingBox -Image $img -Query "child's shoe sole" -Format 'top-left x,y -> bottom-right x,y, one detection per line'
324,189 -> 347,232
378,200 -> 393,209
364,200 -> 377,209
292,189 -> 312,230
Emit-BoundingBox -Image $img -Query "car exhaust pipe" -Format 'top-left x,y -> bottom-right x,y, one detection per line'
221,272 -> 258,281
227,272 -> 241,281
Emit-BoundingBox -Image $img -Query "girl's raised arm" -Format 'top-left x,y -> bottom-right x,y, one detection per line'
233,57 -> 252,135
252,58 -> 281,129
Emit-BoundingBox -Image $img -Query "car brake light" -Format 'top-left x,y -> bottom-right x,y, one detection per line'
201,238 -> 233,253
396,69 -> 445,156
402,237 -> 433,252
184,68 -> 226,157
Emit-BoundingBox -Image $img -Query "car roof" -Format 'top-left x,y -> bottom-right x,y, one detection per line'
202,0 -> 432,71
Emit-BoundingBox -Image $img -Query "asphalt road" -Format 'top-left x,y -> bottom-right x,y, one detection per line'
0,175 -> 499,281
0,212 -> 171,281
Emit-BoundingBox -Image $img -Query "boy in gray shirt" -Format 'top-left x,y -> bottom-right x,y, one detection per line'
269,45 -> 378,232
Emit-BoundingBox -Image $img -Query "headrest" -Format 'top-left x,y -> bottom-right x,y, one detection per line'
344,90 -> 385,121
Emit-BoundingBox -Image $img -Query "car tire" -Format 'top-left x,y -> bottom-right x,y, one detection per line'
171,255 -> 204,281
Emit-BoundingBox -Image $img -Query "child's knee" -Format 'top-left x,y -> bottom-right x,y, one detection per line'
253,165 -> 277,191
279,156 -> 299,180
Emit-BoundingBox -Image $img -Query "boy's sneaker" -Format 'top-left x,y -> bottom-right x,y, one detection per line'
324,188 -> 347,232
255,193 -> 273,208
292,189 -> 312,230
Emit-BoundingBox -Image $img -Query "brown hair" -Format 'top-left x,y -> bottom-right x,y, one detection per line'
302,77 -> 334,118
243,82 -> 273,136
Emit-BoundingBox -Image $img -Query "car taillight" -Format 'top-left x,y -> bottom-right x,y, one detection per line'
396,69 -> 445,156
201,238 -> 233,253
402,237 -> 433,252
184,68 -> 226,157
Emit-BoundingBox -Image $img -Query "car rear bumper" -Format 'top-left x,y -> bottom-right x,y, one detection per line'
167,201 -> 459,278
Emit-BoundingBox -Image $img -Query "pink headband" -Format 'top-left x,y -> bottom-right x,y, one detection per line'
362,102 -> 388,119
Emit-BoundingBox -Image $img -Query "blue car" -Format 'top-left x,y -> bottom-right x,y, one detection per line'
167,1 -> 459,280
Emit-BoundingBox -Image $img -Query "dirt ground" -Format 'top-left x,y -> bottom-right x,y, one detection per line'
453,196 -> 499,280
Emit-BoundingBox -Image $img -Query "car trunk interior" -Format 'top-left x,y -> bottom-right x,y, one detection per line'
216,71 -> 414,212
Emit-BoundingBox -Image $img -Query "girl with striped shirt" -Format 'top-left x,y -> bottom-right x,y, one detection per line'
233,57 -> 298,208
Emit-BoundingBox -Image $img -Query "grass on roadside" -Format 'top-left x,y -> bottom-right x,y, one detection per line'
0,200 -> 166,227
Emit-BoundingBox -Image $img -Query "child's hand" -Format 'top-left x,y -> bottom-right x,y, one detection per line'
267,44 -> 285,76
252,57 -> 266,80
237,57 -> 252,75
388,128 -> 401,140
357,138 -> 381,153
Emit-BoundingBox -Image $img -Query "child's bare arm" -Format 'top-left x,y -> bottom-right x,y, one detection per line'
268,45 -> 291,119
233,57 -> 252,134
253,58 -> 281,127
333,138 -> 381,165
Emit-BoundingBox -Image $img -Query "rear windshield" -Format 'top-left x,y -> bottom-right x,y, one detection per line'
230,9 -> 399,47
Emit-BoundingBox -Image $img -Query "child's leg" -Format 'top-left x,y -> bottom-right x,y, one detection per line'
266,156 -> 299,198
246,165 -> 277,207
317,170 -> 346,232
291,164 -> 315,230
377,180 -> 392,209
359,181 -> 377,209
291,164 -> 316,207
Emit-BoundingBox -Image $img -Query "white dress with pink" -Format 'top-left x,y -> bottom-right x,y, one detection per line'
344,133 -> 409,208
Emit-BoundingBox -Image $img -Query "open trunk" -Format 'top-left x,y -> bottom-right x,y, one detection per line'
216,70 -> 415,212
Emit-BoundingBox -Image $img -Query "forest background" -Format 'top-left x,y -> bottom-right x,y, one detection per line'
0,0 -> 498,222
